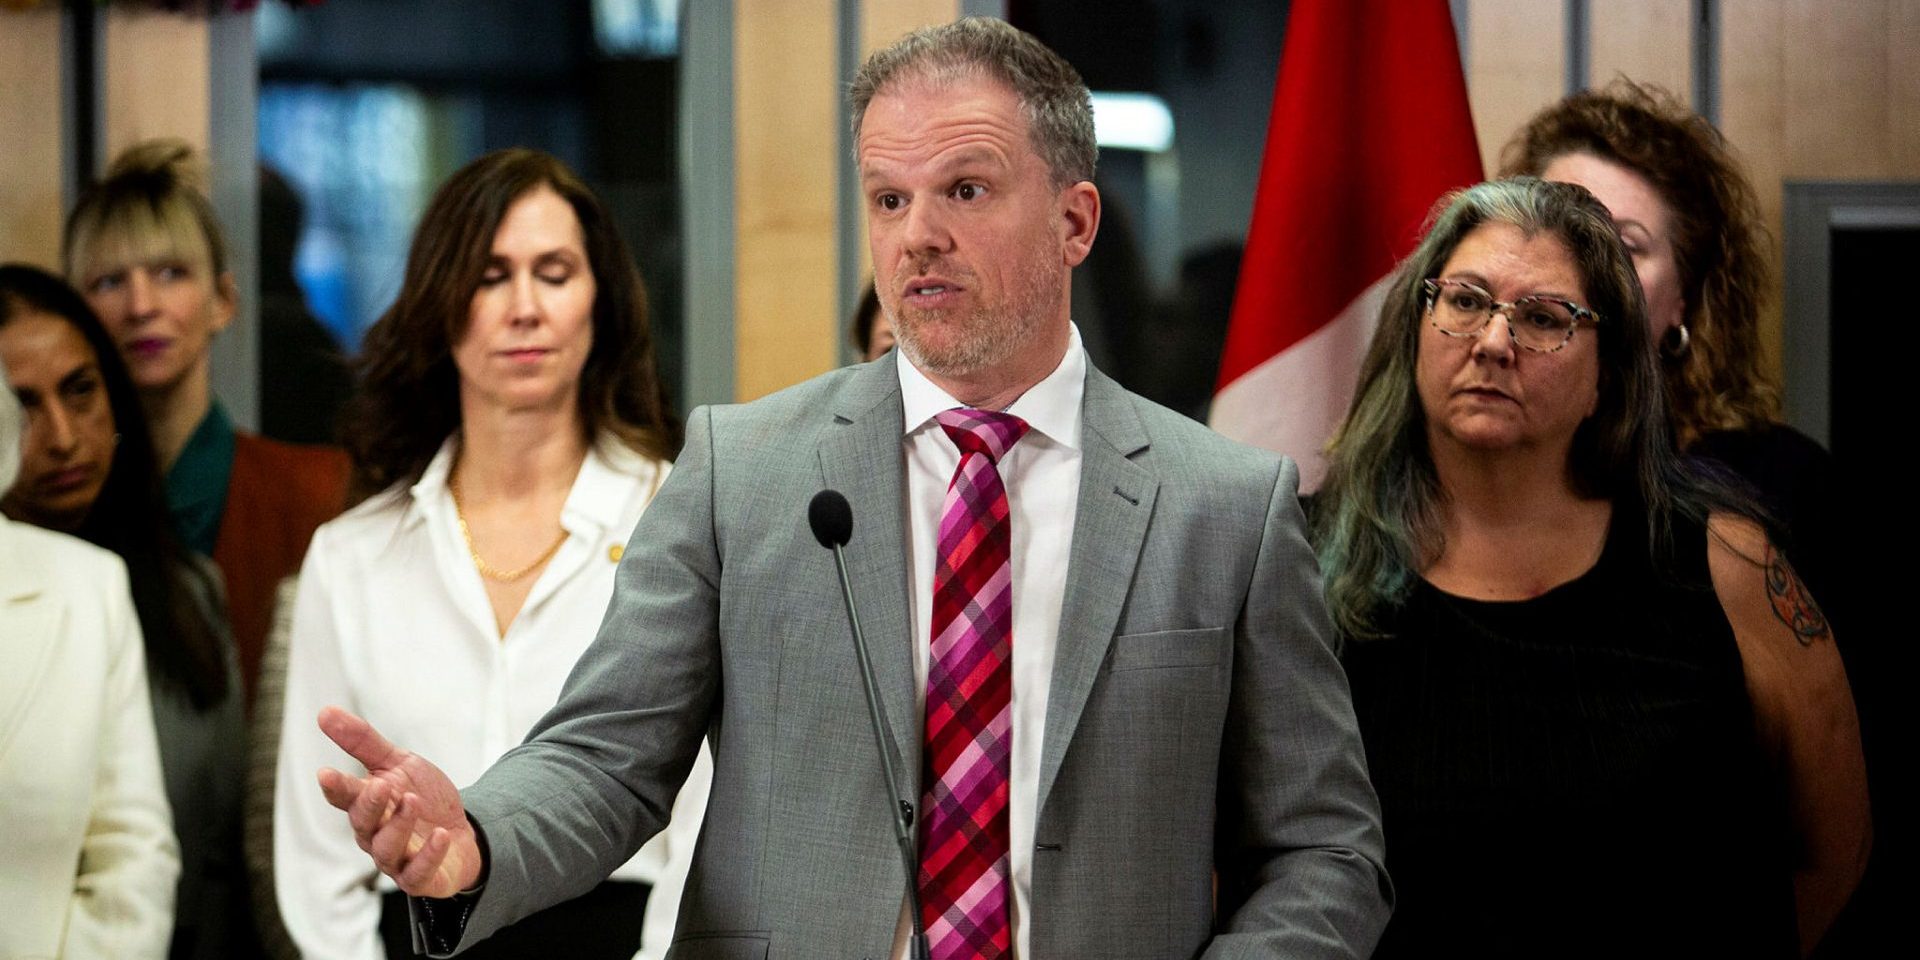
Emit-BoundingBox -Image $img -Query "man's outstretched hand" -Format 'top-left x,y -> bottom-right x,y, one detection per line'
315,706 -> 484,899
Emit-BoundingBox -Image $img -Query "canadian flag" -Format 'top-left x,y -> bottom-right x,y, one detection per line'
1209,0 -> 1482,490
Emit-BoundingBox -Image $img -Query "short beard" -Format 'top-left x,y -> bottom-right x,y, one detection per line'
892,256 -> 1062,380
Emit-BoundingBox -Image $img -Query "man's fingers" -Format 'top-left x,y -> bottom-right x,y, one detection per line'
368,792 -> 421,874
395,825 -> 454,896
347,776 -> 396,846
316,767 -> 365,813
317,705 -> 405,772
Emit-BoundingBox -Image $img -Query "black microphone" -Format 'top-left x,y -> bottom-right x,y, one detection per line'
807,489 -> 930,960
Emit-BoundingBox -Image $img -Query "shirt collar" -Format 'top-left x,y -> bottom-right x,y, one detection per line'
166,401 -> 237,555
402,433 -> 655,535
897,323 -> 1085,451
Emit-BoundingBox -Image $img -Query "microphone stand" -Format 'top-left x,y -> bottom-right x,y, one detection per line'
828,540 -> 932,960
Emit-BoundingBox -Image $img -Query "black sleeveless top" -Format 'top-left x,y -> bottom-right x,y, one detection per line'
1344,509 -> 1796,958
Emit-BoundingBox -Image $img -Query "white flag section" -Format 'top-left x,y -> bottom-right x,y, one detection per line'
1209,276 -> 1388,492
1209,0 -> 1480,494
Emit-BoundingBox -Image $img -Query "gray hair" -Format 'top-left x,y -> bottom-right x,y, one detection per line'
1314,176 -> 1678,640
0,364 -> 20,495
849,17 -> 1097,187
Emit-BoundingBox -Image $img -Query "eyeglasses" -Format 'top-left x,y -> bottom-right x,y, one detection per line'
1422,278 -> 1601,353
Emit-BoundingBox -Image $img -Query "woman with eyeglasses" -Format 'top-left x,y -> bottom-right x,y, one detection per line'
1312,178 -> 1868,957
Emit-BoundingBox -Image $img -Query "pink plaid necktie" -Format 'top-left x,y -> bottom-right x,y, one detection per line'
920,408 -> 1029,960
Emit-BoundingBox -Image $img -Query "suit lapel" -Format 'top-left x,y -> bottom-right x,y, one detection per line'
816,360 -> 919,786
1037,366 -> 1157,816
0,522 -> 61,759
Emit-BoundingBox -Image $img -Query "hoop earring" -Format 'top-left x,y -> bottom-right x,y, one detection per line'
1661,323 -> 1691,360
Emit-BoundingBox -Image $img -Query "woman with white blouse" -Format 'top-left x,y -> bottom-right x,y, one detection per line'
273,149 -> 708,960
1,364 -> 180,959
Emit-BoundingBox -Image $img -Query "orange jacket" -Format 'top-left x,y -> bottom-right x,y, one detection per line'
211,432 -> 349,709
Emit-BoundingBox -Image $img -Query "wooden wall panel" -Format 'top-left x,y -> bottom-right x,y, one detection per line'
1717,0 -> 1789,379
1719,0 -> 1920,383
733,0 -> 839,401
1893,0 -> 1920,171
102,8 -> 210,163
861,0 -> 956,56
0,7 -> 66,268
1466,0 -> 1565,174
1781,0 -> 1891,177
1588,0 -> 1691,99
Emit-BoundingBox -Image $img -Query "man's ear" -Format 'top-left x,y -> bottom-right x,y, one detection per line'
1059,180 -> 1101,268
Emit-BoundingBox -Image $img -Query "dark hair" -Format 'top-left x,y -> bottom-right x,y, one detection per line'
342,148 -> 681,499
849,280 -> 882,356
0,263 -> 229,707
850,16 -> 1097,188
1313,178 -> 1754,640
1499,79 -> 1777,445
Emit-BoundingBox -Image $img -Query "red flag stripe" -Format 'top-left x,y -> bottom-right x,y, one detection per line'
1214,0 -> 1482,392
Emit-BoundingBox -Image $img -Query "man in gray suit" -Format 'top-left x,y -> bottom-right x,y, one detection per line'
315,17 -> 1389,959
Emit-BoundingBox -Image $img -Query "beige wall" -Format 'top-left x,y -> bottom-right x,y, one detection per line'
1466,0 -> 1565,177
1464,0 -> 1920,382
0,7 -> 217,272
0,6 -> 67,269
731,0 -> 840,402
101,7 -> 212,163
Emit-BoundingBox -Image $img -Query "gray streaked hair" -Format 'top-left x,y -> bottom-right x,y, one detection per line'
849,16 -> 1097,187
1313,176 -> 1751,641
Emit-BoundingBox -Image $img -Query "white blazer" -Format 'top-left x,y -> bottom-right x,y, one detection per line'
0,516 -> 180,960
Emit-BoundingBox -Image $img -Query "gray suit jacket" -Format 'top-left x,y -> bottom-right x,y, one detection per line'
449,357 -> 1390,959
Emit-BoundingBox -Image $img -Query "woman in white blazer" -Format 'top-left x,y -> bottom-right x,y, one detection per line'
274,149 -> 707,960
0,364 -> 179,959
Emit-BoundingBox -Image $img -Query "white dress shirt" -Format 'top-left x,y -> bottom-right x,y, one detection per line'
273,436 -> 711,960
893,326 -> 1086,960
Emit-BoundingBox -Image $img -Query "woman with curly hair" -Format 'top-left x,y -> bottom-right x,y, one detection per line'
1499,80 -> 1837,614
273,148 -> 707,960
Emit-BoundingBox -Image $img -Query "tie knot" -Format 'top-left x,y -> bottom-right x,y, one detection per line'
935,408 -> 1029,464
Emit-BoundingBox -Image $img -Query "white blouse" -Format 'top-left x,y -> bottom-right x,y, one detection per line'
0,516 -> 179,960
273,437 -> 710,960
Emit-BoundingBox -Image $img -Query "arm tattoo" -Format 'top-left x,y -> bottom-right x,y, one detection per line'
1764,543 -> 1830,646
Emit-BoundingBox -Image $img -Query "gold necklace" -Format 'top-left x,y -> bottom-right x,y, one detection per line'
450,481 -> 570,583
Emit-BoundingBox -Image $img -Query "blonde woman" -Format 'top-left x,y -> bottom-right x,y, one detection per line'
64,140 -> 349,708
